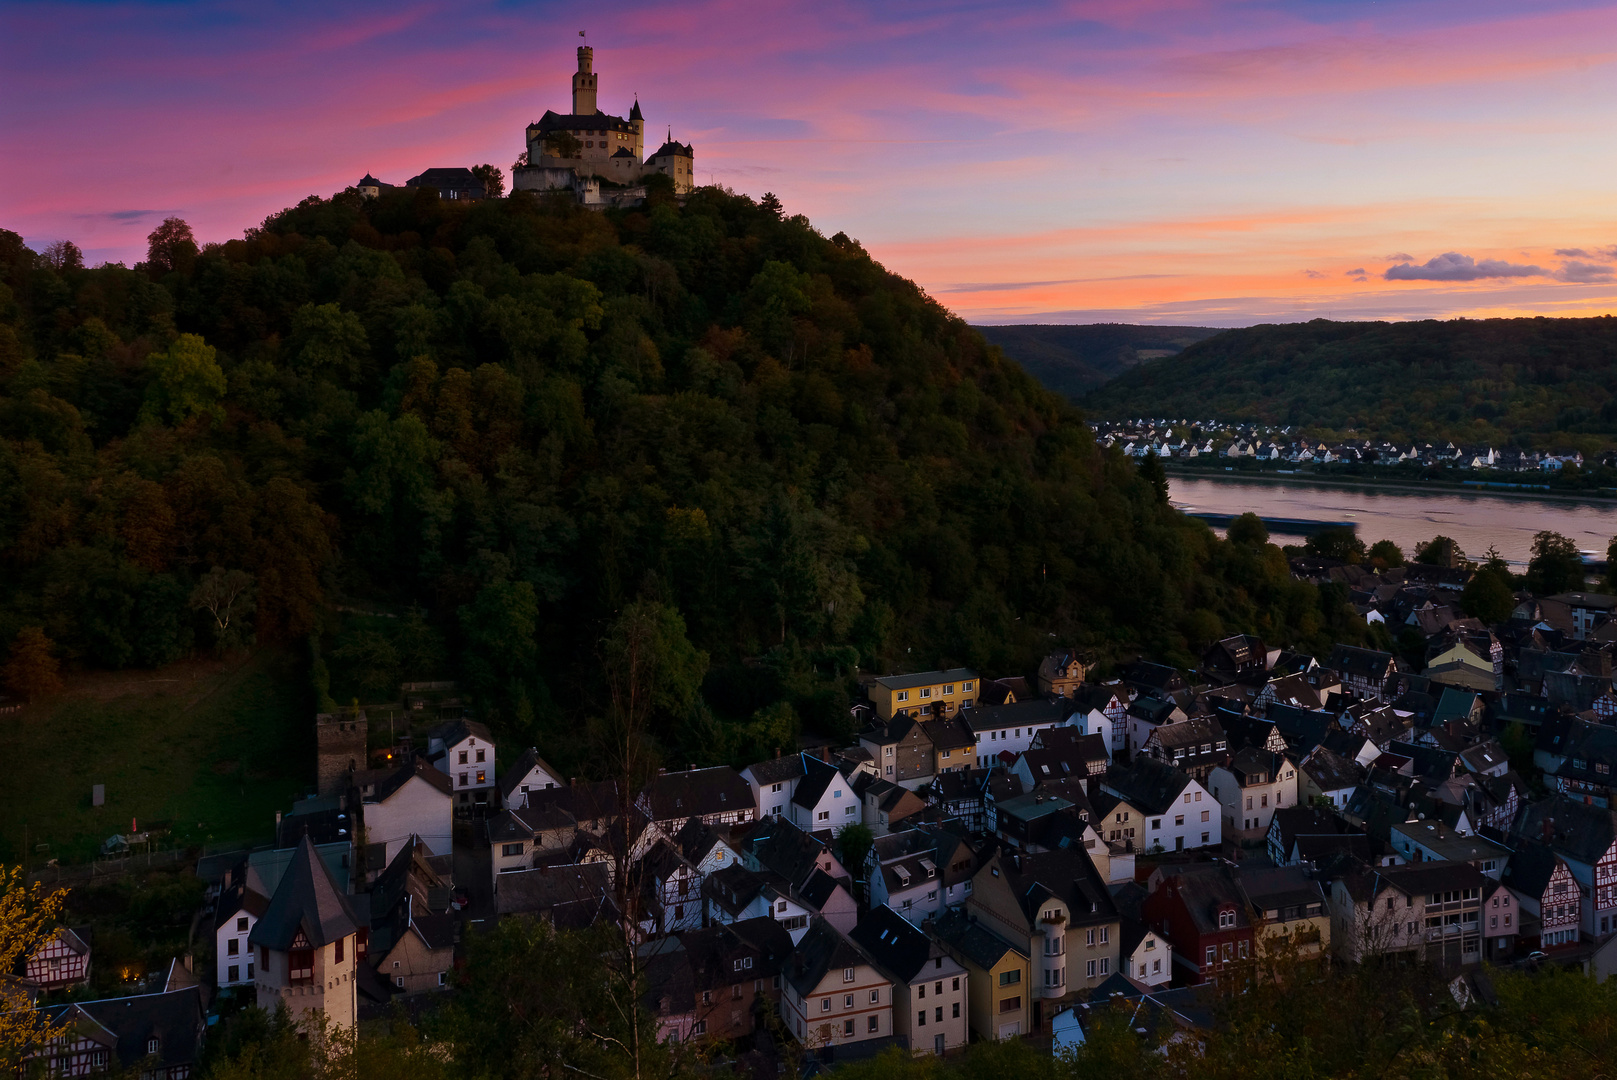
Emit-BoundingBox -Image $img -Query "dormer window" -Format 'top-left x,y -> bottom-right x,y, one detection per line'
1218,909 -> 1236,928
147,1038 -> 160,1056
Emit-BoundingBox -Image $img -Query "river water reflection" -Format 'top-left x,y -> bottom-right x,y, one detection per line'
1168,474 -> 1617,568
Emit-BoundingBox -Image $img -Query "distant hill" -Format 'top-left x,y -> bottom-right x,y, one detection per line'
1084,317 -> 1617,451
974,323 -> 1225,398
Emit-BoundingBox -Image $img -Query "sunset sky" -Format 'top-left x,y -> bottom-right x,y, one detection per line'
5,0 -> 1617,326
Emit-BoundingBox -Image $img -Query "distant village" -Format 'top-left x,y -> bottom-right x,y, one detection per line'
17,556 -> 1617,1073
1093,418 -> 1611,475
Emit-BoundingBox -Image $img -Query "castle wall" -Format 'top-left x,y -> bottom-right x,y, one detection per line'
316,712 -> 368,799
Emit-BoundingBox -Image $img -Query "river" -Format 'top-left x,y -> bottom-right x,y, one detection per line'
1168,473 -> 1617,568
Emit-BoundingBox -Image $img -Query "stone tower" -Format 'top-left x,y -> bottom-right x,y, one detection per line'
573,46 -> 597,115
316,711 -> 367,799
249,837 -> 360,1036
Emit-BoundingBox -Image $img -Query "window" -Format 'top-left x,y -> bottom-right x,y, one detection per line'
1218,910 -> 1236,928
870,988 -> 880,1003
845,993 -> 854,1008
885,747 -> 894,757
868,1015 -> 880,1033
1100,927 -> 1109,944
998,970 -> 1020,986
822,998 -> 832,1012
843,967 -> 856,982
335,935 -> 344,963
1202,810 -> 1210,822
459,772 -> 469,787
290,948 -> 313,983
476,770 -> 486,784
1206,946 -> 1217,966
228,938 -> 239,956
819,811 -> 830,821
952,977 -> 960,991
918,1010 -> 927,1027
963,681 -> 974,691
147,1038 -> 160,1056
691,1019 -> 706,1037
248,962 -> 254,979
439,971 -> 447,986
227,964 -> 239,982
502,843 -> 524,857
1099,958 -> 1109,974
1175,815 -> 1184,826
459,750 -> 468,764
476,748 -> 485,763
844,1019 -> 855,1037
1152,819 -> 1162,831
918,984 -> 926,999
1086,928 -> 1095,946
897,692 -> 909,702
1086,959 -> 1096,978
999,996 -> 1020,1013
237,916 -> 249,932
921,688 -> 932,699
885,765 -> 894,775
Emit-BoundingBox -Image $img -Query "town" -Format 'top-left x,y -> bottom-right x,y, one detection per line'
12,544 -> 1617,1074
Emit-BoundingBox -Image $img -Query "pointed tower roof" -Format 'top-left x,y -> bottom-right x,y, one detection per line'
629,98 -> 643,122
248,836 -> 359,950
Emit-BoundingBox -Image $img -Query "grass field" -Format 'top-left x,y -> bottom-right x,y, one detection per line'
0,647 -> 312,866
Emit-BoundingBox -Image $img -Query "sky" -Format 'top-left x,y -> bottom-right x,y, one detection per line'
5,0 -> 1617,326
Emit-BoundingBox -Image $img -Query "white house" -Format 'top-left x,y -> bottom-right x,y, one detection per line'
359,756 -> 454,865
1209,747 -> 1299,845
1100,758 -> 1220,855
704,863 -> 815,943
427,719 -> 497,810
1119,925 -> 1172,987
791,756 -> 860,831
498,747 -> 566,809
214,841 -> 351,990
961,698 -> 1069,769
742,754 -> 808,820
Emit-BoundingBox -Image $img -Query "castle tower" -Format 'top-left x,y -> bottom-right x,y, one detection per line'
249,837 -> 361,1036
573,46 -> 598,115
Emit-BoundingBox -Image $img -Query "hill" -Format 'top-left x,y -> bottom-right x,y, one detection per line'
0,190 -> 1371,790
1085,317 -> 1617,451
975,322 -> 1223,397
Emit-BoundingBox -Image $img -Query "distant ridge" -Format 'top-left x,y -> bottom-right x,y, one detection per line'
1083,316 -> 1617,450
975,323 -> 1224,399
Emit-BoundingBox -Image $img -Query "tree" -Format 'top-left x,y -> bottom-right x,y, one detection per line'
190,567 -> 255,652
543,130 -> 582,158
141,333 -> 227,425
1605,535 -> 1617,594
759,192 -> 784,218
511,149 -> 530,172
835,822 -> 874,884
471,164 -> 505,199
145,217 -> 197,276
1226,512 -> 1269,548
1303,526 -> 1365,564
1368,539 -> 1404,569
40,240 -> 83,271
1460,566 -> 1515,625
1137,452 -> 1169,505
1526,529 -> 1585,596
0,866 -> 70,1068
3,627 -> 62,702
1414,535 -> 1464,567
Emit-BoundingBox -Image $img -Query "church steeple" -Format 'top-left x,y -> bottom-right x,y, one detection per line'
629,98 -> 642,122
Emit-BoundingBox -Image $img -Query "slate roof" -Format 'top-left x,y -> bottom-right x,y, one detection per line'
870,668 -> 978,693
494,863 -> 616,925
792,756 -> 842,810
48,988 -> 206,1074
1329,645 -> 1395,681
745,754 -> 808,786
994,846 -> 1116,928
920,715 -> 976,751
1103,757 -> 1194,816
963,696 -> 1070,735
1300,746 -> 1364,792
365,754 -> 452,802
530,109 -> 637,132
498,746 -> 564,802
786,920 -> 871,997
247,836 -> 360,951
798,867 -> 846,911
849,905 -> 938,983
1515,796 -> 1617,867
1339,860 -> 1489,902
428,717 -> 494,751
1502,840 -> 1564,900
651,139 -> 694,158
642,767 -> 753,822
931,907 -> 1026,970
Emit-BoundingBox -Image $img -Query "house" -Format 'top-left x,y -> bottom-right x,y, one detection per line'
426,718 -> 497,810
1037,651 -> 1088,698
1138,716 -> 1227,781
780,919 -> 895,1050
1141,865 -> 1255,985
789,755 -> 860,831
1328,646 -> 1397,702
1388,819 -> 1509,878
919,768 -> 986,831
1329,862 -> 1487,967
867,827 -> 977,924
1209,747 -> 1300,845
249,836 -> 364,1034
29,987 -> 206,1079
1124,697 -> 1187,756
1545,722 -> 1617,808
356,754 -> 454,867
742,753 -> 808,820
1501,840 -> 1581,952
640,766 -> 755,832
1118,922 -> 1172,987
1089,791 -> 1145,853
920,715 -> 978,775
498,746 -> 566,809
487,800 -> 585,882
405,167 -> 487,200
703,863 -> 814,942
1297,745 -> 1364,809
636,839 -> 705,935
963,697 -> 1069,768
1010,735 -> 1109,793
1547,592 -> 1617,641
214,840 -> 352,991
849,905 -> 969,1055
929,907 -> 1031,1041
676,917 -> 794,1042
367,840 -> 455,994
494,863 -> 617,928
1239,865 -> 1331,962
860,715 -> 939,789
855,772 -> 930,834
25,927 -> 92,991
1202,634 -> 1269,684
1514,797 -> 1617,937
1424,634 -> 1503,692
1265,805 -> 1366,868
966,847 -> 1121,1031
1101,758 -> 1219,854
1068,684 -> 1130,753
867,669 -> 979,721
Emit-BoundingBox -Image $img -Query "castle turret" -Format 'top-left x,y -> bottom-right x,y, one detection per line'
573,46 -> 598,115
249,837 -> 361,1036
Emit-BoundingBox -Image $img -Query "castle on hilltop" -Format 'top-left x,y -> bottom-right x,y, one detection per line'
513,45 -> 695,203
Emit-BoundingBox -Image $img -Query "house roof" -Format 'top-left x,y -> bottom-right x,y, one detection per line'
920,715 -> 976,751
530,109 -> 636,132
498,746 -> 564,801
1515,796 -> 1617,866
791,756 -> 842,810
48,988 -> 206,1073
428,717 -> 494,751
994,846 -> 1116,928
870,668 -> 978,692
849,905 -> 944,983
642,767 -> 753,822
493,863 -> 615,924
247,836 -> 360,951
744,754 -> 809,786
786,920 -> 872,997
1328,645 -> 1395,680
1341,860 -> 1489,902
365,754 -> 452,803
930,907 -> 1027,969
1300,746 -> 1364,792
1102,758 -> 1194,816
963,696 -> 1070,734
1502,839 -> 1565,900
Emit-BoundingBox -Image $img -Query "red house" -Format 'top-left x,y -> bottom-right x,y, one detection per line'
1141,865 -> 1254,986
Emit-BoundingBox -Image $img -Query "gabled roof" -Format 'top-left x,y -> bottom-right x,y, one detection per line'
993,846 -> 1116,928
1502,839 -> 1565,900
785,920 -> 872,997
498,746 -> 564,801
1515,796 -> 1617,867
366,754 -> 452,802
1103,757 -> 1194,816
871,668 -> 978,692
744,754 -> 808,786
642,767 -> 753,821
493,862 -> 616,925
791,756 -> 843,809
931,907 -> 1026,970
48,988 -> 206,1073
428,717 -> 494,750
920,715 -> 976,751
247,837 -> 360,951
963,696 -> 1070,734
1300,745 -> 1364,792
849,905 -> 940,983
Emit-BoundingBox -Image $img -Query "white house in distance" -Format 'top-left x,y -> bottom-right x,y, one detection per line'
1119,924 -> 1172,987
357,755 -> 453,867
1209,747 -> 1299,845
741,754 -> 807,819
428,718 -> 497,810
791,756 -> 860,831
961,698 -> 1069,769
1101,757 -> 1220,854
498,747 -> 566,810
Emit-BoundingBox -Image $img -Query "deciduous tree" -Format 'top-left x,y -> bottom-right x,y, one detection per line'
1526,529 -> 1585,596
2,627 -> 62,702
0,866 -> 70,1068
145,217 -> 197,276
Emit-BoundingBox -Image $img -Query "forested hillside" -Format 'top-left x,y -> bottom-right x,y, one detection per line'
0,188 -> 1370,774
1085,317 -> 1617,451
975,322 -> 1222,397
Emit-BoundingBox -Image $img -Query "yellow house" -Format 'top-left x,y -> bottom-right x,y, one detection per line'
920,716 -> 977,775
868,669 -> 979,721
1423,641 -> 1499,692
930,909 -> 1030,1041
